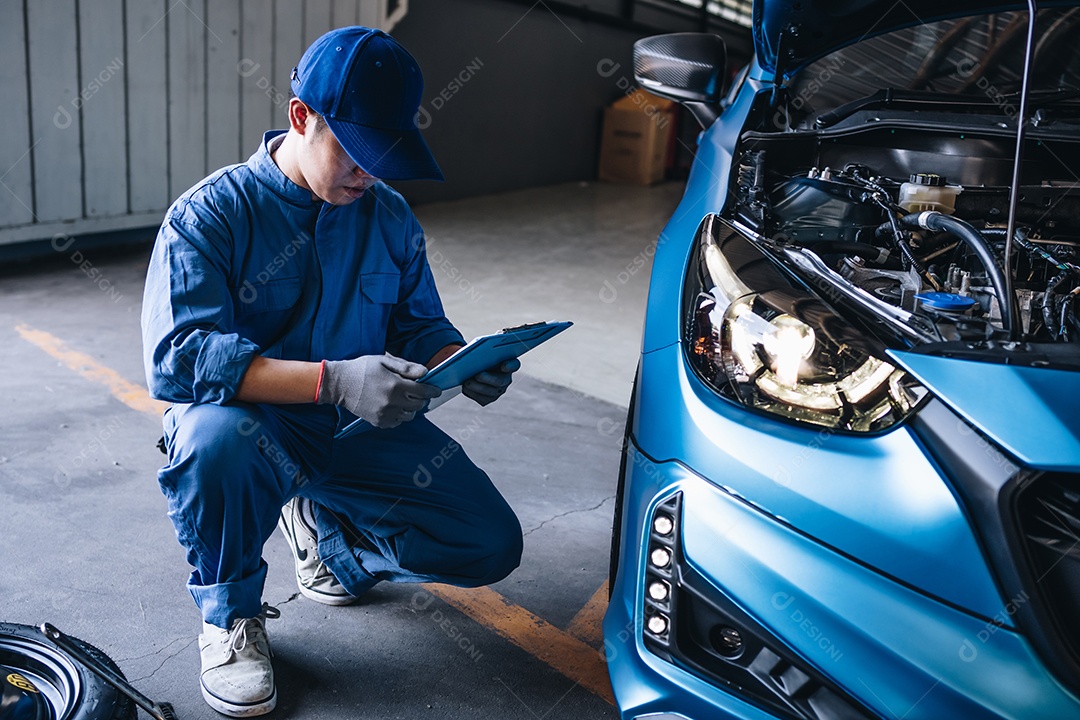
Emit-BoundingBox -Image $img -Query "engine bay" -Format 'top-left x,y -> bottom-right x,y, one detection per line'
729,125 -> 1080,350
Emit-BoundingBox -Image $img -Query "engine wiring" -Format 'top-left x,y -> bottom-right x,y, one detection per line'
731,150 -> 1080,346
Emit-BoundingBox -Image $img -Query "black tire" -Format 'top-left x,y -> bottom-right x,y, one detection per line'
0,623 -> 136,720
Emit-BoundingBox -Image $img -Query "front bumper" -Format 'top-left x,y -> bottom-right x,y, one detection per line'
604,437 -> 1080,720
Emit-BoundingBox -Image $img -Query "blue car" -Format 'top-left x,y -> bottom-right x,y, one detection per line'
603,2 -> 1080,719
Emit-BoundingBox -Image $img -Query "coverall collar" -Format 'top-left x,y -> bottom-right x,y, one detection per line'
250,130 -> 322,207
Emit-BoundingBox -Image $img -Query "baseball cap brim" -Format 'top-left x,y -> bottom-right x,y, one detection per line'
324,115 -> 444,182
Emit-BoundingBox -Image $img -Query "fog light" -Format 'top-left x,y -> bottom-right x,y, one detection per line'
653,514 -> 674,536
647,615 -> 669,635
650,547 -> 672,569
648,581 -> 669,602
712,625 -> 744,657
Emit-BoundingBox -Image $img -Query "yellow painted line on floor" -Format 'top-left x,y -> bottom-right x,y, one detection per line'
16,324 -> 169,417
566,579 -> 609,649
425,584 -> 614,704
16,322 -> 617,705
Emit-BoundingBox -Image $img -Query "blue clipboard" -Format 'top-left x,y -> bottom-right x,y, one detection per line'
335,320 -> 572,439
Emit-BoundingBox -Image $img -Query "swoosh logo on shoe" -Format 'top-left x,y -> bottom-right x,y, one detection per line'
286,516 -> 308,561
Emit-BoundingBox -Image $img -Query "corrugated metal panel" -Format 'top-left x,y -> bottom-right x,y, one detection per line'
305,0 -> 336,47
0,0 -> 407,247
127,0 -> 170,216
168,0 -> 208,200
206,2 -> 243,167
240,0 -> 275,156
0,2 -> 35,229
26,0 -> 82,225
81,0 -> 128,218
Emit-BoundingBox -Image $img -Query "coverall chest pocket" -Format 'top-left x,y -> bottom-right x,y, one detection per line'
359,272 -> 400,354
231,276 -> 302,346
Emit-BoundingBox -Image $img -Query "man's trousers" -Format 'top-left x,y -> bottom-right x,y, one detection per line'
158,401 -> 523,629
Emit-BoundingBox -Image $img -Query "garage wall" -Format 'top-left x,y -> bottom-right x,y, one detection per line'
0,0 -> 406,247
389,0 -> 752,204
1,0 -> 750,248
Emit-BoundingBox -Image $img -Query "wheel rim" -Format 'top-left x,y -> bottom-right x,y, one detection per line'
0,632 -> 82,720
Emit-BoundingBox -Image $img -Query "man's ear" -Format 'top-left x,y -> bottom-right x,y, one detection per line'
287,98 -> 312,135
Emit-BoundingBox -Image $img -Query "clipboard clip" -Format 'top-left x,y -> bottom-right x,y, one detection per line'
500,321 -> 550,333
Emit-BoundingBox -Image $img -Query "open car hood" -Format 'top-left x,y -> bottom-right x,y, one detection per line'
754,0 -> 1076,78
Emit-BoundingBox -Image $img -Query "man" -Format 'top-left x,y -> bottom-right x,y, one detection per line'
141,27 -> 523,717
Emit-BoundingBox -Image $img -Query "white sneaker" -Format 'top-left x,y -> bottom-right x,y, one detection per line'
199,605 -> 279,717
278,496 -> 357,606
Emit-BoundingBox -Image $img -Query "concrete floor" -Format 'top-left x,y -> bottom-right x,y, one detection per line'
0,179 -> 684,719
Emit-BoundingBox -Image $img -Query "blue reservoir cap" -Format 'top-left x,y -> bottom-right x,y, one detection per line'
915,291 -> 977,311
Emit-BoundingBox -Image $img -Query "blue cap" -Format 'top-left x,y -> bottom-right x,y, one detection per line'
915,292 -> 977,312
290,27 -> 443,181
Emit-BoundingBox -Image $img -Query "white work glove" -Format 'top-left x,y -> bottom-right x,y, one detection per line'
317,353 -> 442,429
462,358 -> 520,407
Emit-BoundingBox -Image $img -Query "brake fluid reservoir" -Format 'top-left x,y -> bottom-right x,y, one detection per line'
899,173 -> 961,214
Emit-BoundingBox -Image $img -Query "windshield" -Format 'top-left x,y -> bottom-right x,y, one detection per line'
784,8 -> 1080,127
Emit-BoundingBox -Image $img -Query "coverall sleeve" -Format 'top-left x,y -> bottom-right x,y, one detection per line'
141,216 -> 260,405
385,217 -> 465,364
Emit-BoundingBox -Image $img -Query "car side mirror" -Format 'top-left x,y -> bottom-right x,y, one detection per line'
633,33 -> 727,129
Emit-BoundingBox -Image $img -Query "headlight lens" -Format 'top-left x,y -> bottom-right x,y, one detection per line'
685,215 -> 925,432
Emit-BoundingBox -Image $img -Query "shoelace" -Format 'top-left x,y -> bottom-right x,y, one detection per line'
227,603 -> 280,655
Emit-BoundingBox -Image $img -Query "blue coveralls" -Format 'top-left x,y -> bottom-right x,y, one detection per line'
141,132 -> 522,629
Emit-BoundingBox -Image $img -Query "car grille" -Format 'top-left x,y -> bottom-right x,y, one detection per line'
909,400 -> 1080,695
1015,472 -> 1080,664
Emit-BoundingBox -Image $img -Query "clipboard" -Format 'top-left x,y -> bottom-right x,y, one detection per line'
335,320 -> 572,439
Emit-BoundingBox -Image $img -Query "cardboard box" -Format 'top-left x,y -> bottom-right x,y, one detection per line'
598,89 -> 676,186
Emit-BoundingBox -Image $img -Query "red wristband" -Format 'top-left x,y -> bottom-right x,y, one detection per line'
314,360 -> 327,403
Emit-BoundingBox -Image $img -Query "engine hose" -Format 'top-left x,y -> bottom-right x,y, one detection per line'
1062,288 -> 1080,342
874,223 -> 896,243
752,151 -> 766,191
1043,271 -> 1071,337
873,200 -> 909,256
898,212 -> 1017,335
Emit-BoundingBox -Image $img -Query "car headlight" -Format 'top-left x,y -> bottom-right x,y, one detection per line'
684,215 -> 925,432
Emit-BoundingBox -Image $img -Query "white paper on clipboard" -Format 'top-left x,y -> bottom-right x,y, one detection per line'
334,320 -> 572,439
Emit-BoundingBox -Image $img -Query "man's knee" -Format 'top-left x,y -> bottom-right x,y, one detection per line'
459,508 -> 523,587
163,403 -> 289,497
170,403 -> 264,460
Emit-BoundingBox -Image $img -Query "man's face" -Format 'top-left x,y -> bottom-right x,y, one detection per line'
299,121 -> 379,205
